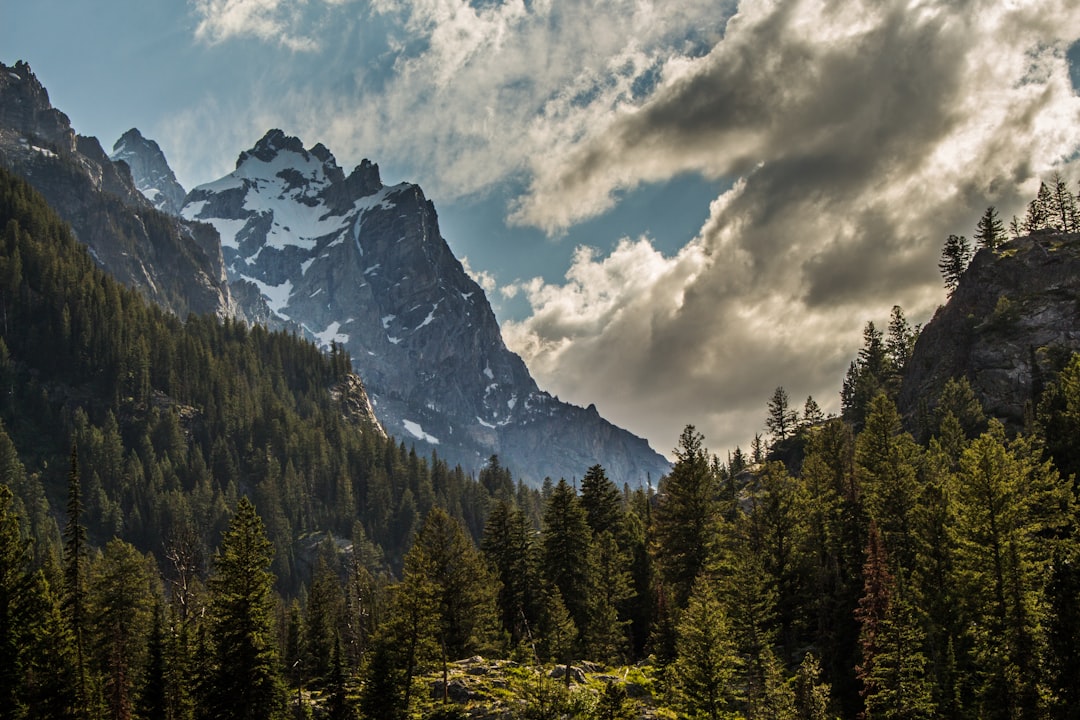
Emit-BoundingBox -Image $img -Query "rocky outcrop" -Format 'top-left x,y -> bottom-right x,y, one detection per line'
0,61 -> 235,319
110,128 -> 188,214
899,232 -> 1080,429
183,130 -> 671,485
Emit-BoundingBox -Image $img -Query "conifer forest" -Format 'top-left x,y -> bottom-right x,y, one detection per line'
6,165 -> 1080,720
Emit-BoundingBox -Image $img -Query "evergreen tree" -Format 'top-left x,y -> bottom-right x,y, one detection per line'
482,500 -> 539,646
579,464 -> 624,540
954,424 -> 1070,719
541,479 -> 593,640
1024,182 -> 1052,232
305,544 -> 346,688
673,575 -> 739,720
1051,173 -> 1079,233
585,530 -> 632,664
653,425 -> 719,608
0,483 -> 35,720
974,206 -> 1005,251
842,322 -> 890,429
766,386 -> 799,444
88,539 -> 157,720
201,497 -> 286,720
801,396 -> 825,429
404,508 -> 499,671
793,653 -> 832,720
62,445 -> 91,718
134,604 -> 167,720
856,394 -> 921,572
885,306 -> 917,378
939,234 -> 972,296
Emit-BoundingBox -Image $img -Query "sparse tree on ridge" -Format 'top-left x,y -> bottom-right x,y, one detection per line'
974,206 -> 1005,251
939,234 -> 972,296
1051,173 -> 1079,233
766,386 -> 799,444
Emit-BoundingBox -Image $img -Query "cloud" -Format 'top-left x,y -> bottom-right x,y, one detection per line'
500,0 -> 1080,456
262,0 -> 737,201
191,0 -> 326,51
460,255 -> 497,294
175,0 -> 1080,458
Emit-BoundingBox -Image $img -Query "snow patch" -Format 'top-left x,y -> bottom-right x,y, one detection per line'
381,314 -> 396,329
483,364 -> 494,380
246,276 -> 292,314
476,417 -> 495,429
313,321 -> 349,348
402,420 -> 439,445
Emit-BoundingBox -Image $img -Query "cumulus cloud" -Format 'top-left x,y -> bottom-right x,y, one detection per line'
460,255 -> 498,294
501,0 -> 1080,456
178,0 -> 1080,458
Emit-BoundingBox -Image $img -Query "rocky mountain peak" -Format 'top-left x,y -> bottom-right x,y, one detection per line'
0,60 -> 76,154
110,128 -> 187,214
183,130 -> 671,485
0,63 -> 236,320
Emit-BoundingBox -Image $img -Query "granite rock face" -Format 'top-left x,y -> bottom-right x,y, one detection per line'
183,130 -> 671,484
899,232 -> 1080,430
0,61 -> 235,319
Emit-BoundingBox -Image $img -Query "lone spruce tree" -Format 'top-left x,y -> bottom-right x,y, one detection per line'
939,234 -> 972,296
974,206 -> 1005,251
201,497 -> 286,720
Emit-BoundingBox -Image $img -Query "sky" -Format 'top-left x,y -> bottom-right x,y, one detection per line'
3,0 -> 1080,462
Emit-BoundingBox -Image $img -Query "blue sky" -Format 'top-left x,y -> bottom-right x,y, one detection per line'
3,0 -> 1080,460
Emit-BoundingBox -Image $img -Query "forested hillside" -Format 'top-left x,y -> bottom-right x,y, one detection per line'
4,165 -> 1080,720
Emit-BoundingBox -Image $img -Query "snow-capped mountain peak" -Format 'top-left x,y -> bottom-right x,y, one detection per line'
175,129 -> 671,485
110,128 -> 187,214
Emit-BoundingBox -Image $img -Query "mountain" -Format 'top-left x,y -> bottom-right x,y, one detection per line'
899,230 -> 1080,430
180,129 -> 671,484
110,127 -> 187,214
0,60 -> 235,319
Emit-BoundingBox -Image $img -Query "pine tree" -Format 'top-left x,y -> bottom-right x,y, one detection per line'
766,386 -> 799,444
482,500 -> 539,646
939,234 -> 972,296
541,479 -> 593,640
673,575 -> 739,720
954,424 -> 1070,719
793,653 -> 832,720
974,206 -> 1005,251
579,464 -> 624,540
88,539 -> 157,720
653,425 -> 719,608
201,497 -> 286,720
404,508 -> 499,670
0,483 -> 35,719
885,306 -> 917,377
585,530 -> 632,664
62,445 -> 90,718
856,394 -> 921,572
802,396 -> 825,429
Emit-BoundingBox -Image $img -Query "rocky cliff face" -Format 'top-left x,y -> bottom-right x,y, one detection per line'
111,128 -> 188,215
0,61 -> 234,319
182,130 -> 671,484
899,232 -> 1080,429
